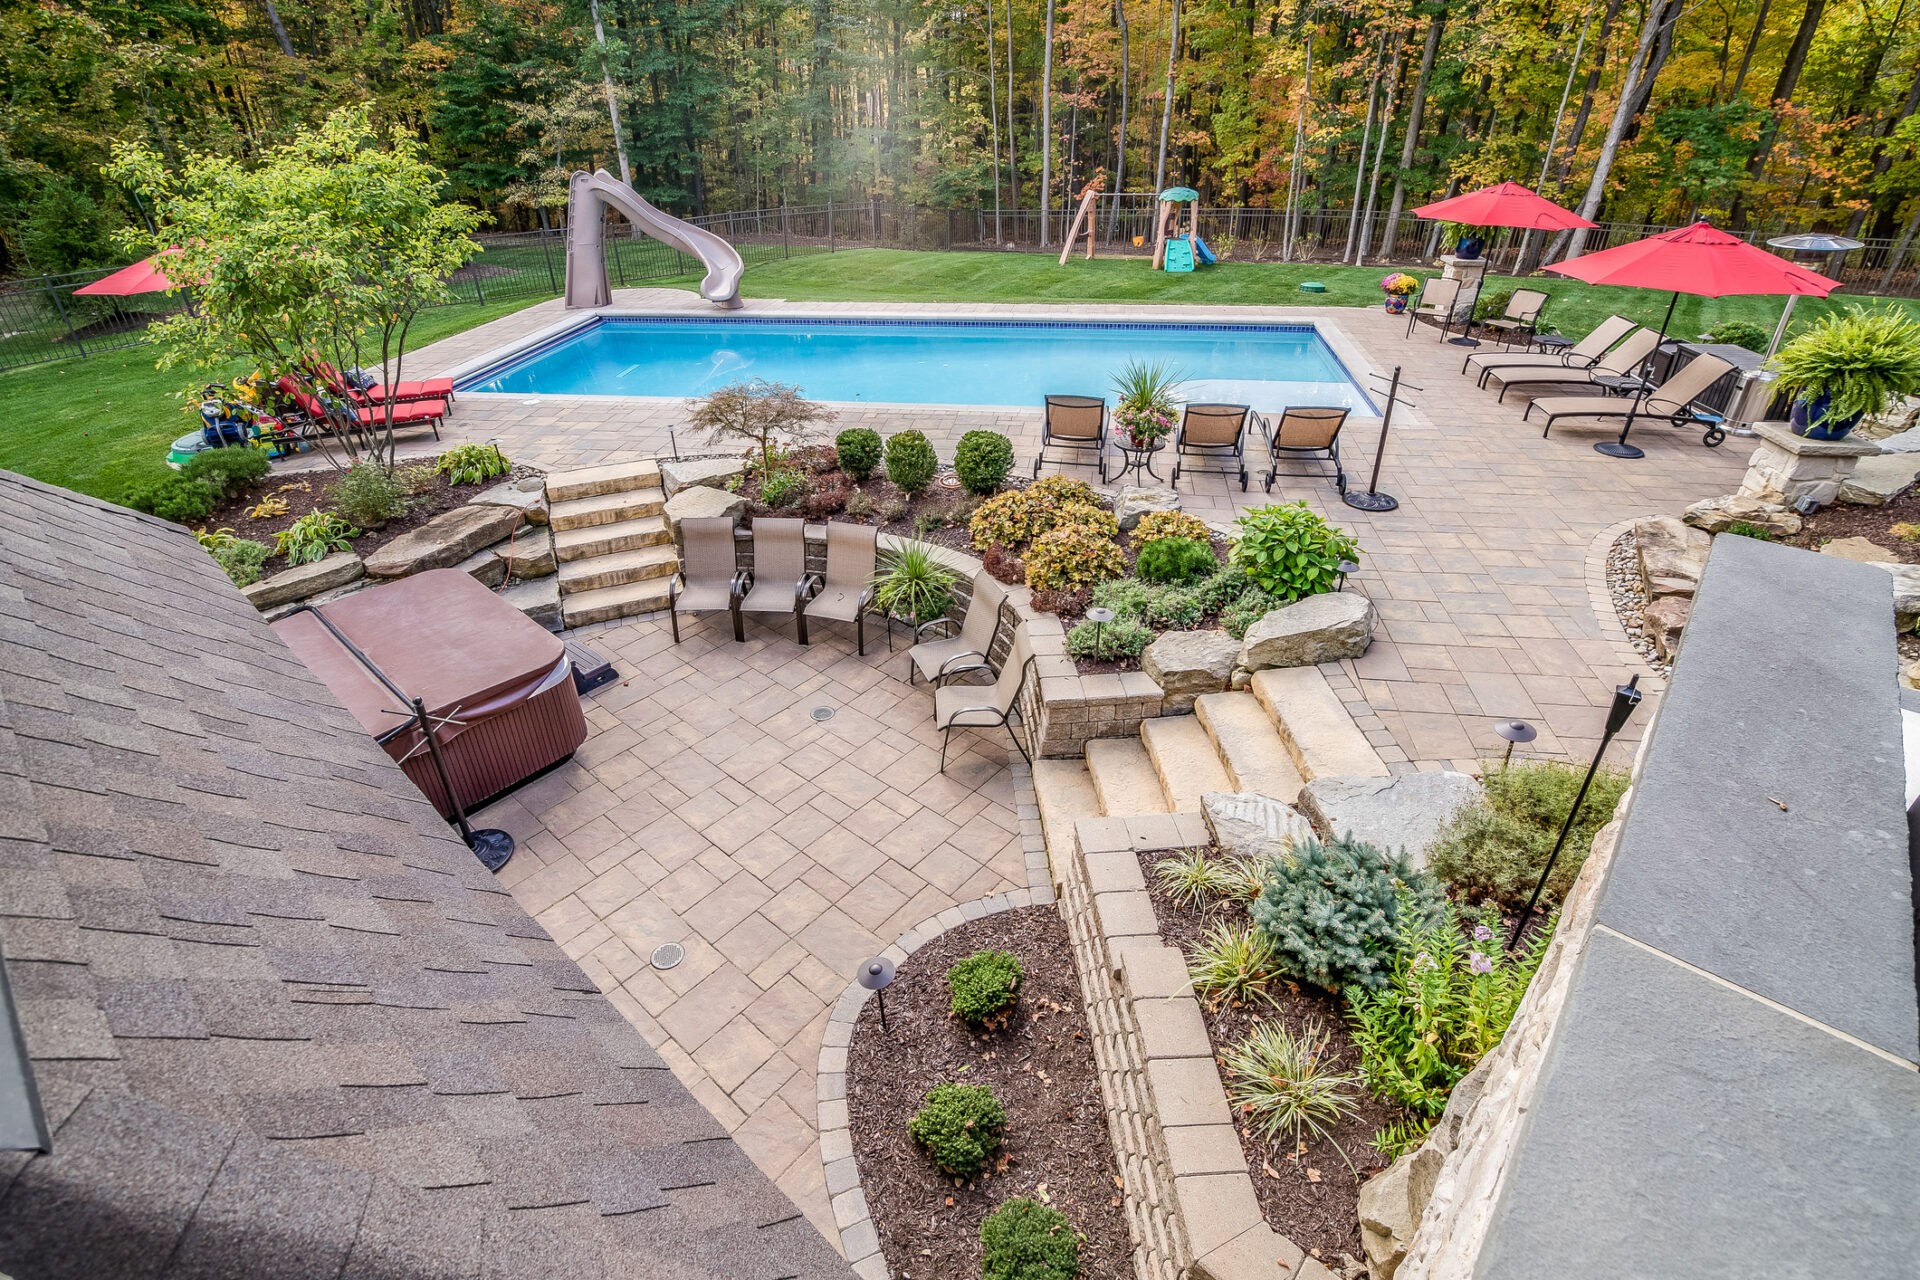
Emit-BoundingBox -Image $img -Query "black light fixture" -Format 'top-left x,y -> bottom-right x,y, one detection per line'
1494,719 -> 1538,769
1086,607 -> 1115,658
1509,675 -> 1642,949
858,955 -> 897,1031
1335,559 -> 1360,591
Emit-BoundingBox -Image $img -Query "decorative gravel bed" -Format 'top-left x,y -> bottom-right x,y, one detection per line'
845,906 -> 1135,1280
1605,529 -> 1671,677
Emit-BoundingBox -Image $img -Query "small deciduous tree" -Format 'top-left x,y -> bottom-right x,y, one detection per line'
687,378 -> 834,476
105,106 -> 486,468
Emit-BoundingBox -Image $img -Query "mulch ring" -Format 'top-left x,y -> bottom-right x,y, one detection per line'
845,905 -> 1136,1280
1135,846 -> 1412,1272
205,458 -> 545,575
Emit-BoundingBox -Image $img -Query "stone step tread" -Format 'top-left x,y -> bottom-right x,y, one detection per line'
548,486 -> 667,531
1193,692 -> 1307,805
545,459 -> 662,503
553,515 -> 671,561
559,577 -> 672,627
1032,758 -> 1102,855
1250,667 -> 1389,782
1139,716 -> 1234,814
1084,738 -> 1172,817
557,545 -> 679,592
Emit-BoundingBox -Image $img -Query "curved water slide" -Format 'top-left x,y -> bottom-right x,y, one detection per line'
564,169 -> 744,310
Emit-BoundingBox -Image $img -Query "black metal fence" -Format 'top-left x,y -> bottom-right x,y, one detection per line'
5,198 -> 1912,374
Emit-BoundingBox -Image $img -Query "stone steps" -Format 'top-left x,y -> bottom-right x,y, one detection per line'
556,544 -> 678,593
1250,667 -> 1388,782
1139,716 -> 1233,813
553,515 -> 671,563
560,577 -> 673,628
1032,758 -> 1103,853
1085,738 -> 1172,817
549,486 -> 667,532
545,459 -> 662,503
1193,692 -> 1306,804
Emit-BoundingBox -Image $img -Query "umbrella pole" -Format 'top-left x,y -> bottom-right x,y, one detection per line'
1764,294 -> 1799,363
1595,290 -> 1677,461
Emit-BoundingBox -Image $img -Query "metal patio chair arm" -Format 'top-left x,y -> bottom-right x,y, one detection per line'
915,616 -> 961,641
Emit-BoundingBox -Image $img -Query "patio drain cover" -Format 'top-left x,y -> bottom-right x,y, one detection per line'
810,706 -> 835,722
649,942 -> 685,970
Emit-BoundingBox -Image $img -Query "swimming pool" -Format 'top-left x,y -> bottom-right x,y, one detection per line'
458,316 -> 1376,415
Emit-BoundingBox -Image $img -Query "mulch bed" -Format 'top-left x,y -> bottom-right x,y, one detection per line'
1134,847 -> 1410,1272
1780,480 -> 1920,565
205,458 -> 545,576
846,906 -> 1135,1280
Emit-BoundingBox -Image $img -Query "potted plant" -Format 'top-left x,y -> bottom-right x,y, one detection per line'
1769,306 -> 1920,440
1380,273 -> 1421,314
1111,359 -> 1182,449
872,539 -> 958,627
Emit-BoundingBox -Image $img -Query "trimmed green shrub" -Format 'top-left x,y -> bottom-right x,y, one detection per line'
131,475 -> 219,525
948,948 -> 1022,1024
274,511 -> 359,566
210,538 -> 271,586
331,462 -> 410,528
1250,834 -> 1443,993
1471,287 -> 1515,324
1698,319 -> 1773,353
954,429 -> 1015,495
182,446 -> 271,498
980,1198 -> 1079,1280
1230,502 -> 1361,600
436,442 -> 511,485
1136,536 -> 1218,585
908,1082 -> 1006,1178
835,427 -> 883,480
1065,614 -> 1153,661
759,467 -> 806,508
1427,760 -> 1629,907
884,429 -> 939,494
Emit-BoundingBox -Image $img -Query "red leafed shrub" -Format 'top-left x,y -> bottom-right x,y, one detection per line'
800,474 -> 852,519
1029,586 -> 1090,616
982,543 -> 1026,585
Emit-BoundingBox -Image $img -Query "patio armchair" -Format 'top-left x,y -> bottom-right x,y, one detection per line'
1480,288 -> 1550,348
1485,327 -> 1661,402
1524,352 -> 1737,448
669,517 -> 748,643
1260,407 -> 1350,494
1033,395 -> 1108,481
737,517 -> 819,641
934,624 -> 1037,771
1170,403 -> 1253,490
907,570 -> 1009,686
799,521 -> 879,652
1404,276 -> 1461,339
1464,314 -> 1636,382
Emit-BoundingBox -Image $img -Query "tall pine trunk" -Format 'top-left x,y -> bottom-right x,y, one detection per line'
1155,0 -> 1180,192
1381,8 -> 1442,261
1732,0 -> 1828,228
1041,0 -> 1056,244
1560,0 -> 1676,260
1109,0 -> 1130,234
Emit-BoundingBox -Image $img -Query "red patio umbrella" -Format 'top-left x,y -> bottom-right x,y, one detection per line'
1412,180 -> 1599,232
73,251 -> 183,297
1544,221 -> 1843,457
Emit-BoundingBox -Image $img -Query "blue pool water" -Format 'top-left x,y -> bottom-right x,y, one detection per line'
459,316 -> 1375,415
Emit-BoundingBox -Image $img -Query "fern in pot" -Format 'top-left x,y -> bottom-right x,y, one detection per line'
872,539 -> 957,626
1770,306 -> 1920,440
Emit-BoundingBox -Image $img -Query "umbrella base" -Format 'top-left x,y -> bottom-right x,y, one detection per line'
467,828 -> 516,872
1593,441 -> 1644,460
1343,490 -> 1400,512
1447,336 -> 1480,347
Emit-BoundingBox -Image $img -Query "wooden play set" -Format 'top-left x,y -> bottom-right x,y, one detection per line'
1058,180 -> 1216,273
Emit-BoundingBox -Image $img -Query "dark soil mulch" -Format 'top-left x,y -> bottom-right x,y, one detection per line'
1134,847 -> 1409,1270
1781,478 -> 1920,565
846,906 -> 1135,1280
205,459 -> 545,576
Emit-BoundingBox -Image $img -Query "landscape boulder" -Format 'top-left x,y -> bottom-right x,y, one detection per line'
660,456 -> 746,498
454,544 -> 508,590
470,475 -> 549,525
256,574 -> 372,623
495,525 -> 557,579
1201,792 -> 1314,864
364,504 -> 522,578
1680,494 -> 1801,537
663,485 -> 748,543
1640,595 -> 1691,663
1857,560 -> 1920,629
1238,591 -> 1375,670
1818,535 -> 1895,563
499,576 -> 562,632
1633,516 -> 1710,600
1112,485 -> 1181,532
1141,629 -> 1239,713
243,552 -> 364,611
1296,771 -> 1481,868
1838,452 -> 1920,506
1355,1058 -> 1489,1280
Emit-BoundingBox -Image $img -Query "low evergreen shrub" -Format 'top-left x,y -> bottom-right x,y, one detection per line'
1135,536 -> 1218,585
331,462 -> 410,528
954,430 -> 1015,494
182,446 -> 271,498
980,1198 -> 1079,1280
131,475 -> 219,525
908,1082 -> 1006,1178
1250,834 -> 1443,993
948,948 -> 1022,1025
884,430 -> 939,493
1427,760 -> 1629,907
835,427 -> 883,480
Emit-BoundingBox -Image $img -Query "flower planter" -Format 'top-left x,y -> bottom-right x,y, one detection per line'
1789,393 -> 1863,441
1383,296 -> 1408,315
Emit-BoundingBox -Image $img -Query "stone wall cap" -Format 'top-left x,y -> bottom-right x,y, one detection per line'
1750,420 -> 1882,457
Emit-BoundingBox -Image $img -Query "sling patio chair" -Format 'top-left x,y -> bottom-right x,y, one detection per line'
737,517 -> 819,642
799,521 -> 879,652
316,361 -> 457,406
1170,403 -> 1253,490
669,517 -> 748,643
907,569 -> 1009,686
1404,276 -> 1461,339
934,623 -> 1038,771
1260,406 -> 1350,494
1033,395 -> 1109,481
1464,314 -> 1636,383
1524,351 -> 1737,449
1485,326 -> 1661,403
274,377 -> 446,441
1480,288 -> 1550,349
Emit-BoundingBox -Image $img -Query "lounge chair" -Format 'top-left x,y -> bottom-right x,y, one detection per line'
1033,395 -> 1108,480
669,517 -> 747,643
1486,327 -> 1660,402
318,362 -> 456,406
1481,288 -> 1550,348
737,517 -> 818,641
1404,276 -> 1461,339
1465,314 -> 1636,382
275,377 -> 445,440
1260,407 -> 1350,494
908,570 -> 1009,686
1170,403 -> 1252,490
799,522 -> 878,652
934,624 -> 1037,770
1525,352 -> 1737,448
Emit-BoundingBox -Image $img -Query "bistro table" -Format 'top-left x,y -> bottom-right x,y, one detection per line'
1112,438 -> 1167,485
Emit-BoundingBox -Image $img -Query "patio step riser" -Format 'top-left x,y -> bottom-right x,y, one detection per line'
558,547 -> 678,593
1248,668 -> 1390,782
545,460 -> 663,504
1138,717 -> 1233,814
549,487 -> 667,532
560,579 -> 673,627
553,516 -> 672,562
1085,738 -> 1172,817
1193,692 -> 1307,805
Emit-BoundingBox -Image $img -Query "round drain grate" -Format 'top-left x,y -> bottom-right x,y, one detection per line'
810,706 -> 835,722
649,942 -> 685,970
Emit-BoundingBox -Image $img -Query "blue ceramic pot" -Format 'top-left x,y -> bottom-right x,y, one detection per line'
1455,236 -> 1484,260
1790,393 -> 1862,441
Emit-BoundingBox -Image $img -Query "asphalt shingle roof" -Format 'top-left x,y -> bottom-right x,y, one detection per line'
0,470 -> 853,1280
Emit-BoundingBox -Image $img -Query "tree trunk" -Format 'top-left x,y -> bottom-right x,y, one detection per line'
1356,29 -> 1404,263
987,0 -> 1003,243
1006,0 -> 1019,215
1560,0 -> 1676,259
1730,0 -> 1773,98
588,0 -> 632,184
1555,0 -> 1625,185
1041,0 -> 1055,245
1381,7 -> 1443,261
1109,0 -> 1130,234
1344,31 -> 1387,263
1878,199 -> 1920,294
1155,0 -> 1180,193
1732,0 -> 1828,227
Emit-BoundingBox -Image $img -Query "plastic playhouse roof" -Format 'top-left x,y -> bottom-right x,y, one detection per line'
1158,187 -> 1199,202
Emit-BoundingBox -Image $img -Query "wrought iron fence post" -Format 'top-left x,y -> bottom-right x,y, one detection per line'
828,201 -> 835,253
44,275 -> 85,357
541,229 -> 560,295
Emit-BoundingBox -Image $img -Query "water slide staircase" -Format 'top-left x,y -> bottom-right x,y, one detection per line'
564,169 -> 745,310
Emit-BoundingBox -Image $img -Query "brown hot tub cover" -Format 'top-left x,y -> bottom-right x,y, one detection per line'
274,568 -> 587,818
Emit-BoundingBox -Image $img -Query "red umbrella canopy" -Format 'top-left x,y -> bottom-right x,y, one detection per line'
1412,181 -> 1598,231
72,252 -> 183,297
1543,221 -> 1842,298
